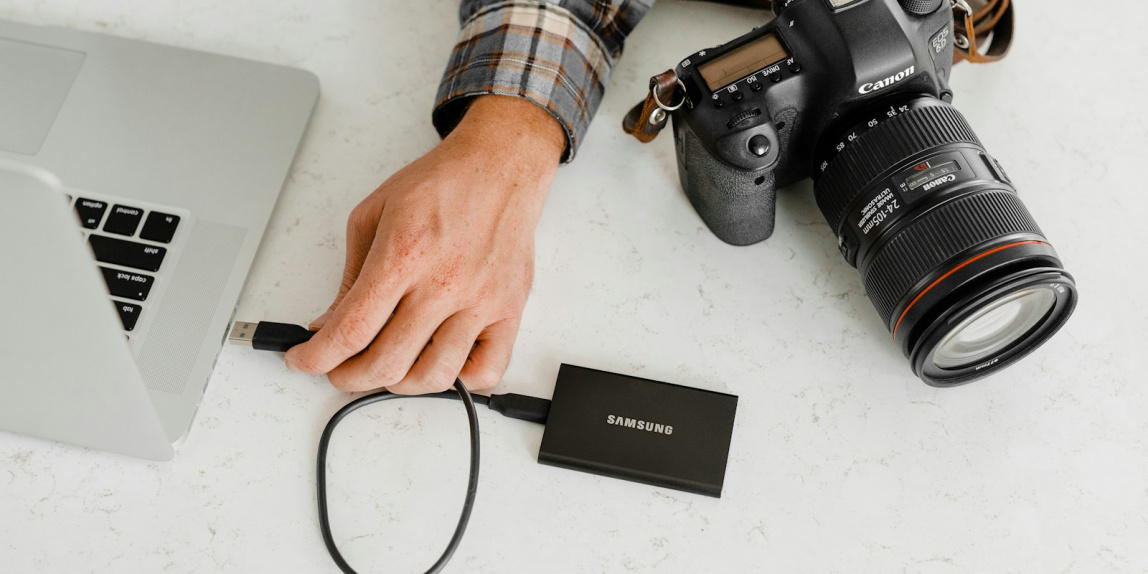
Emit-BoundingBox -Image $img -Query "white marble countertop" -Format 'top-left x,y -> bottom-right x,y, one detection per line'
3,1 -> 1147,572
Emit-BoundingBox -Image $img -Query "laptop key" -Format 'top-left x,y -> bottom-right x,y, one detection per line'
74,198 -> 108,229
139,211 -> 180,243
89,235 -> 166,272
103,204 -> 144,236
114,301 -> 143,331
100,267 -> 154,301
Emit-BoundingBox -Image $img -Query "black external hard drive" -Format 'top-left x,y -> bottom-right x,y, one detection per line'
537,364 -> 738,497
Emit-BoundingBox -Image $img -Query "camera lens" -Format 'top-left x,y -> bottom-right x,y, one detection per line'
813,96 -> 1077,386
932,286 -> 1055,369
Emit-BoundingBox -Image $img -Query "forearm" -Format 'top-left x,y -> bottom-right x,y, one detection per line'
437,95 -> 565,239
448,95 -> 566,183
435,1 -> 655,162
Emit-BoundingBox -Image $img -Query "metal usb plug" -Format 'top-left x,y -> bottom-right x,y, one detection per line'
228,321 -> 257,347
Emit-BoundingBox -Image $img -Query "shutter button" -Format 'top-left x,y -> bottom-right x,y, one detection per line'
748,135 -> 771,157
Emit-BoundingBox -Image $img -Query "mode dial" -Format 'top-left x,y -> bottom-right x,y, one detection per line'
898,0 -> 945,15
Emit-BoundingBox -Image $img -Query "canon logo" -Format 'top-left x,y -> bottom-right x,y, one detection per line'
859,65 -> 915,94
922,174 -> 957,191
606,415 -> 673,435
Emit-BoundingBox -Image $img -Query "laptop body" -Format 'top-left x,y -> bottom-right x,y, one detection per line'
0,19 -> 319,460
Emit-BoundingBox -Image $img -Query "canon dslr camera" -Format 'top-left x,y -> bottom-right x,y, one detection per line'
671,0 -> 1077,385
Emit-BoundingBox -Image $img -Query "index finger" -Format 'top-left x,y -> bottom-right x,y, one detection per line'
285,266 -> 405,374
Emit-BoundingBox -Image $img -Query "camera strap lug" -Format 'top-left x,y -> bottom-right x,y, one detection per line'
951,0 -> 1015,64
622,70 -> 685,143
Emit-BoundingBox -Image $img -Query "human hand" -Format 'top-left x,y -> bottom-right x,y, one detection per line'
285,95 -> 565,394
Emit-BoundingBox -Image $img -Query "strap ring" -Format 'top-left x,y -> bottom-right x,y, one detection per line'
652,78 -> 688,113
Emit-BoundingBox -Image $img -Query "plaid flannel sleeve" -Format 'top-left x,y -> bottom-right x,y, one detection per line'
434,0 -> 654,162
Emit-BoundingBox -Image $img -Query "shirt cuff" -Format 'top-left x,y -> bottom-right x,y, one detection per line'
433,1 -> 615,163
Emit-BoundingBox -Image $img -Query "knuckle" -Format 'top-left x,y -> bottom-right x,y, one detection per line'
330,371 -> 383,394
326,371 -> 360,393
434,255 -> 465,288
290,352 -> 326,374
360,277 -> 400,310
389,228 -> 429,263
467,363 -> 502,390
337,273 -> 357,295
470,284 -> 492,304
365,354 -> 406,388
347,204 -> 375,231
328,314 -> 376,354
427,359 -> 463,392
427,372 -> 457,393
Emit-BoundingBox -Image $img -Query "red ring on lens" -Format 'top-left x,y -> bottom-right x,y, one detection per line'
892,240 -> 1049,340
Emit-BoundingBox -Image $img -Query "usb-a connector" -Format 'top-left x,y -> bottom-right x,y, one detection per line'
228,321 -> 258,347
228,321 -> 315,352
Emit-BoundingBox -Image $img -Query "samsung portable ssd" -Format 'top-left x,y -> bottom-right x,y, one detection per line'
538,364 -> 738,497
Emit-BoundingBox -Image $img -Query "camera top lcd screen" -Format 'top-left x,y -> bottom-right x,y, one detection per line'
698,32 -> 789,92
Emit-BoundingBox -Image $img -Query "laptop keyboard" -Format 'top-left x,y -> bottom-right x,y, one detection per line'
71,197 -> 181,333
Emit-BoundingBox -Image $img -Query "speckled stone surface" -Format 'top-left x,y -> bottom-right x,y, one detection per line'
2,1 -> 1146,572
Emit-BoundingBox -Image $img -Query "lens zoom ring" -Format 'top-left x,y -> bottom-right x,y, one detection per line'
816,104 -> 981,233
863,191 -> 1045,328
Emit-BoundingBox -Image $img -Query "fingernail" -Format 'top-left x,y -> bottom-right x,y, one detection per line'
309,310 -> 333,331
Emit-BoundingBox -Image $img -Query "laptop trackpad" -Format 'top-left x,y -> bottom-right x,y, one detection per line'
0,38 -> 84,155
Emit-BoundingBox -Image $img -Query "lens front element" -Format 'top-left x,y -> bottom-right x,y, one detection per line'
933,287 -> 1056,370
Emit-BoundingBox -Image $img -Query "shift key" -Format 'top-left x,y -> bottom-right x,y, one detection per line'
100,267 -> 154,301
89,235 -> 166,272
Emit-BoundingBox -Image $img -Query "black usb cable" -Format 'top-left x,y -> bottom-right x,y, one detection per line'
229,321 -> 551,574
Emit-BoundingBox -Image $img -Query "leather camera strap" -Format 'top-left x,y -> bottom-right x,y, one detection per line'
953,0 -> 1014,64
622,70 -> 683,142
623,0 -> 1016,143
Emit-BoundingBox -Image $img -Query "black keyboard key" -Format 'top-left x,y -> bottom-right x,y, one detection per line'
74,198 -> 108,229
139,211 -> 181,243
103,204 -> 144,236
114,301 -> 143,331
89,235 -> 167,272
100,267 -> 154,301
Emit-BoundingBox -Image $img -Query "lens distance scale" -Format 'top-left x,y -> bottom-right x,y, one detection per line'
846,148 -> 981,256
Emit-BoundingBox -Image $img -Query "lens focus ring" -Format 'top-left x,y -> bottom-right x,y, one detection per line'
816,103 -> 981,234
863,190 -> 1045,327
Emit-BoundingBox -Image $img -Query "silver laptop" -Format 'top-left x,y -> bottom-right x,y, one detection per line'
0,19 -> 319,460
